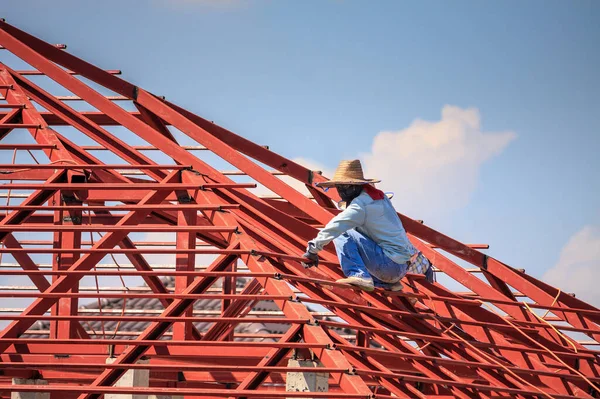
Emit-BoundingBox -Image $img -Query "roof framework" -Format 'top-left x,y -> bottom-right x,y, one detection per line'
0,19 -> 598,399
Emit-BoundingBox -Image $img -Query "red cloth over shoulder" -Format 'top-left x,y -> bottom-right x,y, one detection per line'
363,184 -> 385,200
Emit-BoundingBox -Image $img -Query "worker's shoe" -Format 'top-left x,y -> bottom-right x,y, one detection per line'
336,276 -> 375,292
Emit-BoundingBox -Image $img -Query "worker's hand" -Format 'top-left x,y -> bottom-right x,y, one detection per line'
301,251 -> 319,268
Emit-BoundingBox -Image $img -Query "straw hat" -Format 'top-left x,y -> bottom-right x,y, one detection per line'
317,159 -> 380,187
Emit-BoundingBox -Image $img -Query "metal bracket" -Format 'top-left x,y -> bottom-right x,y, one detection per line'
132,85 -> 139,100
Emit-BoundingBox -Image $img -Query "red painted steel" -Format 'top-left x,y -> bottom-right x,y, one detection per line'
0,20 -> 598,399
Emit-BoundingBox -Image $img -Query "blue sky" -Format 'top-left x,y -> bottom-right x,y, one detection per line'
2,0 -> 599,303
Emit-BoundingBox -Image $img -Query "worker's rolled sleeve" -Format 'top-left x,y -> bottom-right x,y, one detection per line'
307,203 -> 365,254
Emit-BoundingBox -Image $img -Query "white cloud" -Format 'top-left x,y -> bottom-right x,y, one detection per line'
543,226 -> 600,307
361,105 -> 516,219
254,106 -> 514,220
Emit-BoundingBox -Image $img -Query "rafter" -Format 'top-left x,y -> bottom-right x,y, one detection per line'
0,19 -> 597,399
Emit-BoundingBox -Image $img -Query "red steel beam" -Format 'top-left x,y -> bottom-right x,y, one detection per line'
76,250 -> 242,399
0,385 -> 372,398
0,170 -> 180,350
173,201 -> 197,340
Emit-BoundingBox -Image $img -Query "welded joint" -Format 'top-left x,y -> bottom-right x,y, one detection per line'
273,272 -> 282,280
482,254 -> 488,270
307,319 -> 319,326
345,366 -> 357,375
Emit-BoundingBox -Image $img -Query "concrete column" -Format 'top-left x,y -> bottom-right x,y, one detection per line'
105,358 -> 182,399
286,359 -> 329,398
11,378 -> 49,399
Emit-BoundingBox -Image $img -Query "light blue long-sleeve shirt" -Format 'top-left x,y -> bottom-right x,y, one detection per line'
307,191 -> 416,264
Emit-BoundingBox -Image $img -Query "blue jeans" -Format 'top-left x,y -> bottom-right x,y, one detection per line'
333,229 -> 408,289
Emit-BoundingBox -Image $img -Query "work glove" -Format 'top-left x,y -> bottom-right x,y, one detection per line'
301,251 -> 319,268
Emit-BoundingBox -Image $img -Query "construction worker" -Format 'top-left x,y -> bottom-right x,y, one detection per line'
302,159 -> 435,292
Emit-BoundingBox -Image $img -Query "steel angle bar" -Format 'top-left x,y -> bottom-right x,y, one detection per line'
0,339 -> 329,349
74,250 -> 242,399
0,225 -> 238,232
0,169 -> 66,242
0,43 -> 66,49
0,164 -> 192,170
319,320 -> 598,359
2,23 -> 336,225
0,69 -> 81,170
0,123 -> 40,128
0,183 -> 256,189
4,65 -> 169,183
0,170 -> 181,350
190,190 -> 372,397
0,385 -> 372,398
0,248 -> 249,254
14,69 -> 121,75
0,293 -> 289,301
0,144 -> 55,149
0,316 -> 304,323
0,204 -> 240,211
333,343 -> 600,384
0,361 -> 348,374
